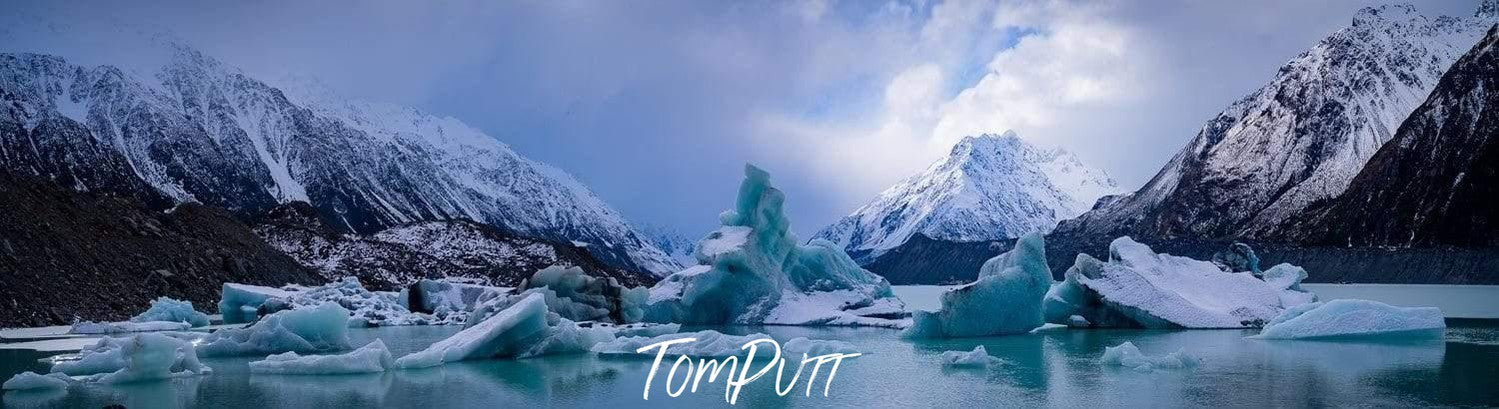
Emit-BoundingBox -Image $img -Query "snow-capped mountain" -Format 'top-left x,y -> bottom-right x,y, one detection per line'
814,131 -> 1121,262
1282,24 -> 1499,247
0,38 -> 681,275
638,225 -> 698,271
1055,3 -> 1498,241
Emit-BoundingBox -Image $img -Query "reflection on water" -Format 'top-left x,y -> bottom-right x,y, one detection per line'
3,323 -> 1496,408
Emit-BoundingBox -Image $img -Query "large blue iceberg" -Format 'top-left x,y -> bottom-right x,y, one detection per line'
646,165 -> 907,327
904,233 -> 1051,338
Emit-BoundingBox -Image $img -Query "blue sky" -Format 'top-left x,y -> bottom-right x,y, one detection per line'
3,0 -> 1485,237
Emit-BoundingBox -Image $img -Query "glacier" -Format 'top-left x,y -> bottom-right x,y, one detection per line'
1,372 -> 69,390
645,165 -> 907,327
905,233 -> 1051,338
130,297 -> 211,327
940,346 -> 1005,368
250,339 -> 395,375
198,303 -> 352,357
1043,237 -> 1316,328
1100,341 -> 1196,372
394,293 -> 614,368
1252,299 -> 1445,340
69,320 -> 191,335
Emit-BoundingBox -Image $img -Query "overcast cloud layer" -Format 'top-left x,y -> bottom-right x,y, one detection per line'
2,0 -> 1483,237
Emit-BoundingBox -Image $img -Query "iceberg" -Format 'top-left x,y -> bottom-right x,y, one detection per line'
69,320 -> 191,334
1100,341 -> 1196,372
781,337 -> 859,357
591,330 -> 772,358
940,345 -> 1004,368
904,233 -> 1051,338
467,266 -> 648,325
1252,299 -> 1445,340
395,293 -> 613,368
90,332 -> 212,384
1043,237 -> 1316,328
130,297 -> 211,327
250,339 -> 394,375
404,279 -> 506,324
220,283 -> 297,324
198,303 -> 352,357
2,372 -> 69,390
646,165 -> 907,327
49,333 -> 211,383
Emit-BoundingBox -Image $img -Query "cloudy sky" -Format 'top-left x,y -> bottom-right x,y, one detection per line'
4,0 -> 1484,237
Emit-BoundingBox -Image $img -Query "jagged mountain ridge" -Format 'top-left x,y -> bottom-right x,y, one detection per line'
0,40 -> 681,274
813,131 -> 1120,262
1055,3 -> 1498,242
254,202 -> 655,289
1281,24 -> 1499,247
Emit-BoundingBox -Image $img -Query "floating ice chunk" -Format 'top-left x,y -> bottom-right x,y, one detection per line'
1047,237 -> 1315,329
592,330 -> 772,358
2,371 -> 69,390
293,277 -> 430,327
1100,342 -> 1196,372
904,233 -> 1051,338
198,303 -> 352,357
90,332 -> 212,384
220,283 -> 297,324
468,266 -> 648,326
1252,299 -> 1445,340
69,320 -> 191,334
250,339 -> 394,375
782,337 -> 859,357
646,165 -> 906,327
1262,264 -> 1318,308
940,346 -> 1004,368
131,297 -> 211,327
596,322 -> 682,338
395,293 -> 611,368
403,279 -> 505,324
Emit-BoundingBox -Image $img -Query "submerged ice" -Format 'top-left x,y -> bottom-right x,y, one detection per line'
1100,341 -> 1196,372
940,346 -> 1004,368
1252,299 -> 1445,340
905,233 -> 1051,338
646,165 -> 907,327
1044,237 -> 1316,328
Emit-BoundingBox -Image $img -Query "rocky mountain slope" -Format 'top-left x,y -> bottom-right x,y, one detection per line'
254,202 -> 655,289
1281,24 -> 1499,247
0,41 -> 680,275
1055,3 -> 1497,242
814,131 -> 1120,263
0,172 -> 322,327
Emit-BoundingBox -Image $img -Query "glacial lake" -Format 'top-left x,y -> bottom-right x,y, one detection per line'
1,285 -> 1496,408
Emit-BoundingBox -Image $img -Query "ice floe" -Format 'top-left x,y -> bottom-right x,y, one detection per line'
69,320 -> 191,335
1252,299 -> 1445,340
1,372 -> 69,390
197,303 -> 352,357
645,165 -> 907,327
467,266 -> 647,326
905,233 -> 1051,338
250,339 -> 394,375
395,293 -> 614,368
1100,341 -> 1196,372
940,345 -> 1004,368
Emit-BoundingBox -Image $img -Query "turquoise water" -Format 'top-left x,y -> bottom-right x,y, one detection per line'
3,322 -> 1497,408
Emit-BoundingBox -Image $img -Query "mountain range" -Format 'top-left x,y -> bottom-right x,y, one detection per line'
0,39 -> 681,277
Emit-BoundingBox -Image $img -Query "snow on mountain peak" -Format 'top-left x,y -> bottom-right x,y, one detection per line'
813,131 -> 1122,261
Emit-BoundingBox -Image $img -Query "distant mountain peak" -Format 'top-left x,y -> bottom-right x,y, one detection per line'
814,131 -> 1121,262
